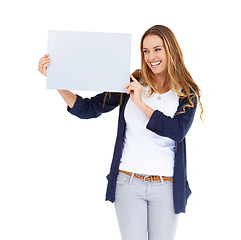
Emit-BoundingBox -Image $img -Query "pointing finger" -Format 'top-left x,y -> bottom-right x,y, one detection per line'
130,74 -> 138,83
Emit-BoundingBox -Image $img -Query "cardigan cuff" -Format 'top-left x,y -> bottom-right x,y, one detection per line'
146,110 -> 164,133
67,95 -> 83,115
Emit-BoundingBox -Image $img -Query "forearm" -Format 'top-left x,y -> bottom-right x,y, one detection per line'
146,100 -> 197,143
57,90 -> 77,109
135,100 -> 154,119
67,92 -> 121,119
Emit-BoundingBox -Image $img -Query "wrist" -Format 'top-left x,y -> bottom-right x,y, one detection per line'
136,99 -> 145,109
137,101 -> 154,119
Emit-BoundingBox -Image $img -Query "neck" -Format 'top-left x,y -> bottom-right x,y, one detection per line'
154,72 -> 169,94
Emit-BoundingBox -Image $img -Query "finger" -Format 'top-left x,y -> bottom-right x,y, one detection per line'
39,55 -> 51,64
38,60 -> 50,72
130,74 -> 138,83
125,84 -> 136,93
40,57 -> 51,64
126,85 -> 131,94
42,62 -> 50,69
128,84 -> 136,92
41,59 -> 51,64
40,60 -> 51,69
126,84 -> 133,94
125,83 -> 131,89
127,88 -> 134,95
42,59 -> 51,64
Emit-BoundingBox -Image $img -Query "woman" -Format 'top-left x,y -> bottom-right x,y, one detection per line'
38,25 -> 203,240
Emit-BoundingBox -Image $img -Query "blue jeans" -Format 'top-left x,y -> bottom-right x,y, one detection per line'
114,172 -> 179,240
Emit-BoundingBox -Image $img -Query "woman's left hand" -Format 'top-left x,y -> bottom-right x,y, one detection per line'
125,74 -> 143,105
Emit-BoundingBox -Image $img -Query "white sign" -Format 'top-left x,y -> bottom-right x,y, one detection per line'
46,30 -> 131,92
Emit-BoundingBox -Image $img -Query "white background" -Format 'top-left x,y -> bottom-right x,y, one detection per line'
0,0 -> 240,239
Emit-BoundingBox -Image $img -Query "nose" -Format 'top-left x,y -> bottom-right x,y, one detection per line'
149,51 -> 158,62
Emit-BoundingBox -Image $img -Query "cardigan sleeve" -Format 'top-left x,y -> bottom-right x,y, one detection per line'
68,92 -> 123,119
146,96 -> 197,143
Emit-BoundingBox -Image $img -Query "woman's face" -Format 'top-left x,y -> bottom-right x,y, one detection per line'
142,34 -> 168,76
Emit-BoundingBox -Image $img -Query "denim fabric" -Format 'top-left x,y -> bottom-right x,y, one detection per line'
114,172 -> 178,240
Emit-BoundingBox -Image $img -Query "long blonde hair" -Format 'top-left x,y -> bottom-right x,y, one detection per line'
135,25 -> 203,120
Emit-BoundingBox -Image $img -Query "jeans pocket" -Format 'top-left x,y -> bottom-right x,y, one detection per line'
116,172 -> 128,185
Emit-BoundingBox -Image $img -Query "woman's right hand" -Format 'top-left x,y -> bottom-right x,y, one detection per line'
38,54 -> 51,76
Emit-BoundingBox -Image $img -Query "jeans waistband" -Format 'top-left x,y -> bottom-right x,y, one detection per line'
119,170 -> 173,183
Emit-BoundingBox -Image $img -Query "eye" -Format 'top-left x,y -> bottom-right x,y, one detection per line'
155,48 -> 162,51
143,50 -> 149,54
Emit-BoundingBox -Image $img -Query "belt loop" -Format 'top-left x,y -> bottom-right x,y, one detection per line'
129,172 -> 134,184
144,176 -> 149,182
160,176 -> 164,185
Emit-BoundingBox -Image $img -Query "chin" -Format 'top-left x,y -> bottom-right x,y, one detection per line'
151,69 -> 164,75
153,67 -> 167,75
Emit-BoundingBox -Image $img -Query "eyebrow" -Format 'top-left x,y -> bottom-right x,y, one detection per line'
143,45 -> 163,50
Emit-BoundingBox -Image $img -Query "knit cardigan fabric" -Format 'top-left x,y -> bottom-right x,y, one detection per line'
68,91 -> 197,214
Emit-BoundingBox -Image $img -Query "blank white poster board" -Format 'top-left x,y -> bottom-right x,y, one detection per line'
46,30 -> 132,92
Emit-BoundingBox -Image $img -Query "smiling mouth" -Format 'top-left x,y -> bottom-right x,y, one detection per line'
150,61 -> 162,68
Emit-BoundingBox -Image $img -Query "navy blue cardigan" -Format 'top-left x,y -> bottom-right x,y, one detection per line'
68,91 -> 197,214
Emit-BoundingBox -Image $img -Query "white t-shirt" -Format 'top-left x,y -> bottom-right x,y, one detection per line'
119,86 -> 179,177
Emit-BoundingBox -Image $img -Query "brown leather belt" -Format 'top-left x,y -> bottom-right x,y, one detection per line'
119,170 -> 173,182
